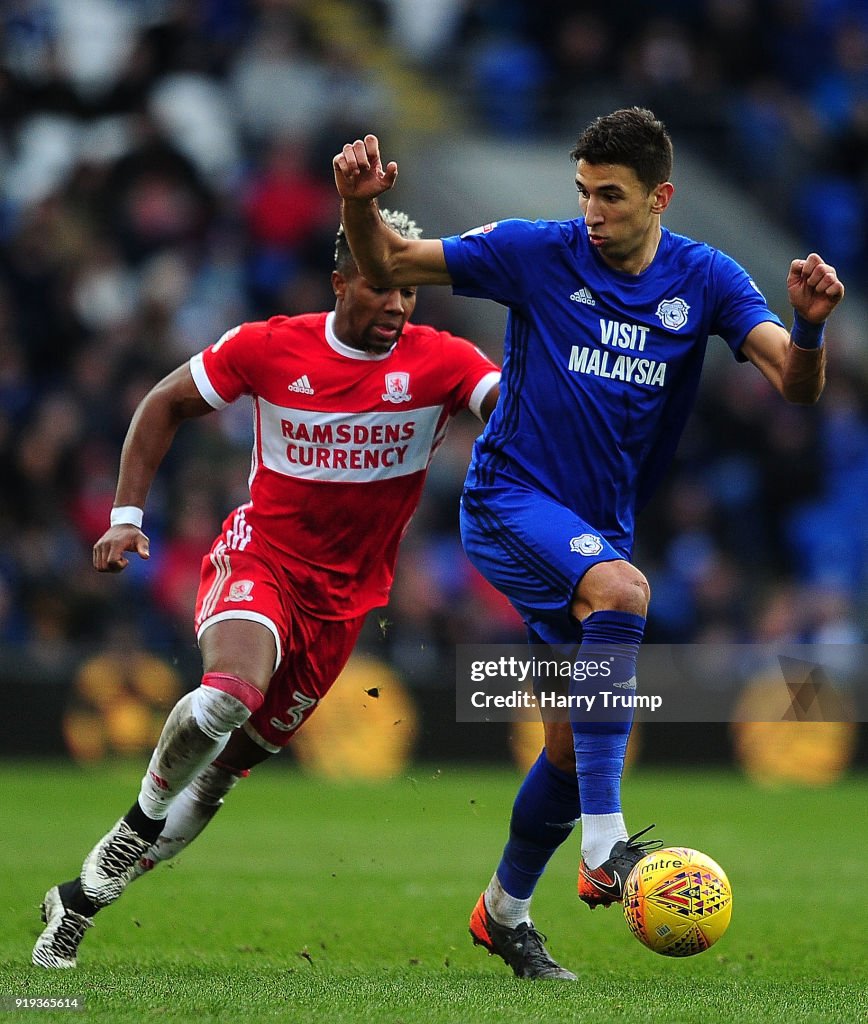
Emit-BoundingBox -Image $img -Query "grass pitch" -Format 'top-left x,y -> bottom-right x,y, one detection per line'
1,761 -> 865,1023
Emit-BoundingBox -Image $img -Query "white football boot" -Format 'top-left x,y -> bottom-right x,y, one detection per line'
32,886 -> 92,969
80,819 -> 153,907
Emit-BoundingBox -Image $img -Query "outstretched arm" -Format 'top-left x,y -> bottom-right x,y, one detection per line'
333,134 -> 452,287
741,253 -> 844,404
93,365 -> 214,573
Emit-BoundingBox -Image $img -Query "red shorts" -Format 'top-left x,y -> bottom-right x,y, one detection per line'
194,529 -> 365,752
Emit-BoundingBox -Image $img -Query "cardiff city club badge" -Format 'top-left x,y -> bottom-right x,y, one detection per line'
569,534 -> 603,556
382,372 -> 412,403
655,297 -> 690,331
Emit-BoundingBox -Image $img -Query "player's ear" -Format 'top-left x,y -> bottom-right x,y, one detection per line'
650,182 -> 674,215
332,270 -> 347,299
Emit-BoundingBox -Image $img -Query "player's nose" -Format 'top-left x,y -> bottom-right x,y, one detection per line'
383,288 -> 405,313
584,198 -> 604,224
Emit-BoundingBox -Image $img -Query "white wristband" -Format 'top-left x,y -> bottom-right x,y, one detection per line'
110,506 -> 144,529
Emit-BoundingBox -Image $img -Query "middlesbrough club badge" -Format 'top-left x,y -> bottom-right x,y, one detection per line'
382,372 -> 412,403
224,579 -> 255,602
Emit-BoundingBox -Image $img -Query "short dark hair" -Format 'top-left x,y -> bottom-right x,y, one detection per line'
334,208 -> 423,274
570,108 -> 673,192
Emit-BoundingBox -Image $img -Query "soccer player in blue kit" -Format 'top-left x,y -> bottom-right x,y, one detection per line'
333,108 -> 845,980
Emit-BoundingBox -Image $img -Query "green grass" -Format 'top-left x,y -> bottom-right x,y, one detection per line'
1,762 -> 865,1023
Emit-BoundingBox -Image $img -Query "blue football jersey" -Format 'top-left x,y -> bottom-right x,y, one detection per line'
443,218 -> 783,553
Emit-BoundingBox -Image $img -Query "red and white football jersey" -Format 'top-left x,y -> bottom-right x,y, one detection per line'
189,311 -> 499,619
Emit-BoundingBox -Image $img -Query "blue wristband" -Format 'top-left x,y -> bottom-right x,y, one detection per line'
791,313 -> 825,350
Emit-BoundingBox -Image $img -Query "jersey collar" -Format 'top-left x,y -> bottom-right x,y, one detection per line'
325,310 -> 396,360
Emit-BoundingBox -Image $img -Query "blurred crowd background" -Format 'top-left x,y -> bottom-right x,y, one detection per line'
0,0 -> 865,769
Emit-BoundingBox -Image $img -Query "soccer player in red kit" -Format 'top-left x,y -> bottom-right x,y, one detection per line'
32,209 -> 500,969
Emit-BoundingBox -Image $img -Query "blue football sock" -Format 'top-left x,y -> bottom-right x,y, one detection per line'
570,610 -> 645,816
496,750 -> 580,900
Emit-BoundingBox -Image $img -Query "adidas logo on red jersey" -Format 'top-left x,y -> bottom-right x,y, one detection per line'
288,374 -> 314,395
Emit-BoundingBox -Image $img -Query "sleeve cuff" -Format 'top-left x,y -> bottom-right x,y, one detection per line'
468,371 -> 501,419
190,352 -> 229,409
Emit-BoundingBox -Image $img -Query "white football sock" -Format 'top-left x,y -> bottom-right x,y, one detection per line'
140,762 -> 244,869
581,812 -> 628,869
484,873 -> 532,928
137,692 -> 226,820
137,680 -> 260,820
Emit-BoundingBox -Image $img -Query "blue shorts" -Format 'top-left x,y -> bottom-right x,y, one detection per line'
460,483 -> 628,645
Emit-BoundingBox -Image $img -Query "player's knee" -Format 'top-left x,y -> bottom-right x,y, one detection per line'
618,566 -> 650,615
605,574 -> 649,617
572,561 -> 650,619
191,673 -> 266,741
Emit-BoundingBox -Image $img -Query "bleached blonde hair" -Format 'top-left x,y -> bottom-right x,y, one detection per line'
334,208 -> 423,273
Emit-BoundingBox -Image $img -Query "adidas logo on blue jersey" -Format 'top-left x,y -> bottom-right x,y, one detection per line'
570,287 -> 596,306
